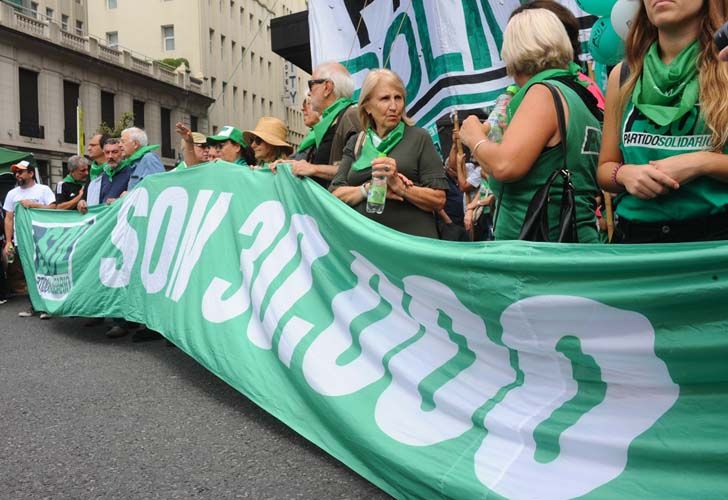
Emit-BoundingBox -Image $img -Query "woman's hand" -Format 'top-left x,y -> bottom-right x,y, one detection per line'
175,122 -> 193,142
616,164 -> 680,199
371,156 -> 405,200
458,116 -> 490,150
649,152 -> 707,186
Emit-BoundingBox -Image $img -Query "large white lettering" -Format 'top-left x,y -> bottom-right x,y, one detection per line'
99,188 -> 148,288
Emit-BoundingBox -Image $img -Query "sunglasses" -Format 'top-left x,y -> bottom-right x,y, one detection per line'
307,78 -> 328,91
251,136 -> 264,145
194,143 -> 210,149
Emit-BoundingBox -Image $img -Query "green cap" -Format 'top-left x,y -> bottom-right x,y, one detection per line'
207,125 -> 247,147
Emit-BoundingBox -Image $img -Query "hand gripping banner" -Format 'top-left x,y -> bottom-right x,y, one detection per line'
15,164 -> 728,499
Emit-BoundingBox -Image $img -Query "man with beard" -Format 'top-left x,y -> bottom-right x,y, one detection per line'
2,161 -> 56,318
77,138 -> 125,212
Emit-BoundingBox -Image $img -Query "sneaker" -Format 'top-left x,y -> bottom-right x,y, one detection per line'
39,312 -> 51,320
105,325 -> 129,339
0,299 -> 7,305
131,328 -> 163,343
18,310 -> 34,317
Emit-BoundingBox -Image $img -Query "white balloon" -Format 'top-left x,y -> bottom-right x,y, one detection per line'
611,0 -> 641,40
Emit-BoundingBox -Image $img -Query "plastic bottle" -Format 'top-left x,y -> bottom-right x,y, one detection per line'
486,85 -> 519,143
366,153 -> 388,214
6,243 -> 15,264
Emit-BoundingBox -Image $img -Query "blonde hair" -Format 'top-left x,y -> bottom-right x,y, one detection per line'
501,8 -> 573,77
357,69 -> 415,130
619,0 -> 728,151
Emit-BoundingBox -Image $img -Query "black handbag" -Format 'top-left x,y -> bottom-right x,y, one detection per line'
517,82 -> 578,243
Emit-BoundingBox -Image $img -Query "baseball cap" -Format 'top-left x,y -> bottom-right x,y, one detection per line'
207,125 -> 247,147
191,132 -> 207,145
11,160 -> 31,173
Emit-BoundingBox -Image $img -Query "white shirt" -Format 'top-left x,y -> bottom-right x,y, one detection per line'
3,182 -> 55,244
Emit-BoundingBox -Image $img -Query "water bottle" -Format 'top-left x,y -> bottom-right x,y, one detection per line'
486,85 -> 518,143
366,153 -> 387,214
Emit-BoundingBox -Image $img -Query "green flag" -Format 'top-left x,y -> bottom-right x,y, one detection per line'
15,162 -> 728,499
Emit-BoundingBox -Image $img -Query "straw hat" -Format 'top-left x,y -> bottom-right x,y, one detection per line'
244,117 -> 293,154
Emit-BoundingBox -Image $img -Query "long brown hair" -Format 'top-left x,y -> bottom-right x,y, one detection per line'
620,0 -> 728,150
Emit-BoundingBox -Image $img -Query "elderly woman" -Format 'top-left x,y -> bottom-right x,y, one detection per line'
330,69 -> 447,238
459,8 -> 601,242
597,0 -> 728,243
244,117 -> 294,168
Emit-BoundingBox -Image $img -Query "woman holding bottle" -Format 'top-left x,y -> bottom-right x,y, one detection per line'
330,69 -> 447,238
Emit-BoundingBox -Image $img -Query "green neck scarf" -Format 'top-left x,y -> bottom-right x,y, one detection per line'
312,98 -> 354,148
507,62 -> 582,121
63,174 -> 84,186
89,160 -> 105,181
234,157 -> 248,167
632,41 -> 699,126
351,121 -> 406,171
297,129 -> 316,153
111,144 -> 160,180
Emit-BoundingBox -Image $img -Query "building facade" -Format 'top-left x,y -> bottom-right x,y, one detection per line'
0,1 -> 213,186
88,0 -> 310,145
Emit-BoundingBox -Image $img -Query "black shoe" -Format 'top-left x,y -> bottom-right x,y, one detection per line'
131,329 -> 163,343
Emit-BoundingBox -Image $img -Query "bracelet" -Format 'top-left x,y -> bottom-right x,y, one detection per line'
359,184 -> 368,197
611,162 -> 624,186
472,138 -> 488,158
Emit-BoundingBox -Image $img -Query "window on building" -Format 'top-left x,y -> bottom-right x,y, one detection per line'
18,68 -> 42,138
233,86 -> 238,109
45,7 -> 53,20
133,100 -> 145,129
30,2 -> 38,18
106,31 -> 118,48
160,107 -> 173,158
75,20 -> 84,35
267,60 -> 272,80
100,91 -> 115,127
250,51 -> 255,75
190,115 -> 198,132
252,93 -> 256,115
162,25 -> 175,51
209,28 -> 214,54
107,0 -> 117,8
243,90 -> 248,111
210,76 -> 216,95
268,100 -> 273,115
231,40 -> 236,59
220,34 -> 225,59
63,80 -> 80,144
61,14 -> 69,31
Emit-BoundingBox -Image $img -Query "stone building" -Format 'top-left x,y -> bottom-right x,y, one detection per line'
0,0 -> 213,186
88,0 -> 310,146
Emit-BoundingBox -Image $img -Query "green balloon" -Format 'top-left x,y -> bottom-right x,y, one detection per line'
577,0 -> 618,17
589,17 -> 625,66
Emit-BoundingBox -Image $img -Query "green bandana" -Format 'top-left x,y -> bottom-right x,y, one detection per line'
234,157 -> 248,167
89,160 -> 106,181
507,62 -> 583,120
110,144 -> 160,180
632,41 -> 699,127
351,122 -> 406,171
312,98 -> 355,148
296,129 -> 316,154
62,174 -> 85,186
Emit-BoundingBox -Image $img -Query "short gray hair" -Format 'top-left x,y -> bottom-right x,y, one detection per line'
316,62 -> 355,100
121,127 -> 148,147
67,155 -> 89,173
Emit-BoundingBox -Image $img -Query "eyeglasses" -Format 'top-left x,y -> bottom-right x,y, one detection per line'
251,136 -> 264,145
194,143 -> 210,149
307,78 -> 328,91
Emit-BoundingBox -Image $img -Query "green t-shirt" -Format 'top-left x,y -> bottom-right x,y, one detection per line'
490,80 -> 602,242
618,101 -> 728,222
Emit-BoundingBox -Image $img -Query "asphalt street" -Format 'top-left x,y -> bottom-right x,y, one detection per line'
0,296 -> 390,500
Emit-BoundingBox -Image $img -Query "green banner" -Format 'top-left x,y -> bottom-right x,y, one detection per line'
16,163 -> 728,499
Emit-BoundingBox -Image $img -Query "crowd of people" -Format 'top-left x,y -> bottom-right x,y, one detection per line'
1,0 -> 727,332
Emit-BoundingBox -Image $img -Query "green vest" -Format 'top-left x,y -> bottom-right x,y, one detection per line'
618,101 -> 728,222
490,80 -> 602,242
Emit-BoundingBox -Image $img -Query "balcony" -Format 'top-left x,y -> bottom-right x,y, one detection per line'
19,122 -> 45,139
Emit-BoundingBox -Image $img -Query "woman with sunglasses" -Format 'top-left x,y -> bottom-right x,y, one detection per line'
173,132 -> 210,170
244,117 -> 294,168
175,123 -> 254,167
